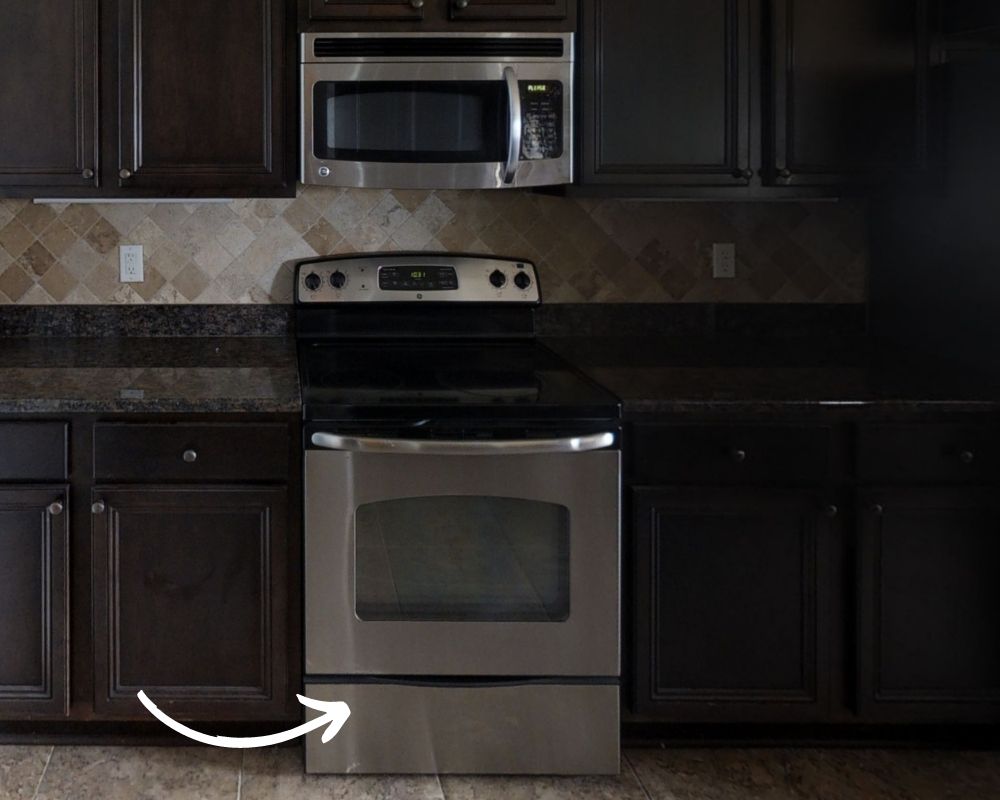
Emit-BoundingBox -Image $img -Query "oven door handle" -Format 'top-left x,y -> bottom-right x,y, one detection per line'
502,66 -> 522,185
311,431 -> 616,456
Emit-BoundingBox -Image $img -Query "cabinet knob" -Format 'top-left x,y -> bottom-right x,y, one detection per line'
825,504 -> 839,518
453,0 -> 469,7
182,449 -> 198,463
872,503 -> 884,516
732,168 -> 753,180
730,448 -> 747,463
92,501 -> 106,514
960,450 -> 975,465
778,168 -> 792,179
410,0 -> 424,7
48,501 -> 64,516
119,168 -> 132,180
82,168 -> 95,180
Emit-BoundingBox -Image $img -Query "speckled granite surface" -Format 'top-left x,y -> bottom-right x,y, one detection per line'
0,337 -> 300,414
545,336 -> 1000,416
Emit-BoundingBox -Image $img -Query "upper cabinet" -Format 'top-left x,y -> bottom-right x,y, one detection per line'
0,0 -> 294,198
0,1 -> 100,192
303,0 -> 572,27
579,0 -> 935,197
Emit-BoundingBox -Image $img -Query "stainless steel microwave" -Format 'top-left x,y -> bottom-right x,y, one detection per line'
300,33 -> 573,190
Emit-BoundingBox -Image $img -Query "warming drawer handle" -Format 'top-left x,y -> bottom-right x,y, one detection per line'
310,431 -> 616,456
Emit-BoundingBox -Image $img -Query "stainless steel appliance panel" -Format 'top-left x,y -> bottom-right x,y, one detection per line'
305,447 -> 620,677
304,682 -> 620,775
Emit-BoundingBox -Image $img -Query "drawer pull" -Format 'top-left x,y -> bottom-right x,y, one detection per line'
825,504 -> 838,518
872,504 -> 884,516
92,501 -> 106,514
47,501 -> 64,516
182,449 -> 198,463
960,450 -> 975,465
730,448 -> 747,463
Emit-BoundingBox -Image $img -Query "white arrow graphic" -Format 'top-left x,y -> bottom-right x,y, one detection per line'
136,691 -> 351,748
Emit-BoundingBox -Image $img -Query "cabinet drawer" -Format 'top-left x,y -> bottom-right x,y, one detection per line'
93,423 -> 290,482
630,424 -> 831,485
0,422 -> 68,481
857,423 -> 1000,484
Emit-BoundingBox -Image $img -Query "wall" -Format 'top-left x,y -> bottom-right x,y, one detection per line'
0,188 -> 868,304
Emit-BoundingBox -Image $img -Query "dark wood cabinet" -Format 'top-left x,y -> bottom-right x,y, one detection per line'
450,0 -> 568,21
858,488 -> 1000,723
768,0 -> 931,186
0,1 -> 100,191
308,0 -> 424,19
92,486 -> 292,720
580,0 -> 752,188
632,487 -> 833,722
116,0 -> 291,194
0,487 -> 69,719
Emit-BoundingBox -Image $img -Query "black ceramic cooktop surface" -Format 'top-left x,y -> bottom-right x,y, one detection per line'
298,339 -> 621,421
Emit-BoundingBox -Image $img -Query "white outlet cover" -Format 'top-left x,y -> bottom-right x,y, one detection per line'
712,243 -> 736,279
119,245 -> 144,283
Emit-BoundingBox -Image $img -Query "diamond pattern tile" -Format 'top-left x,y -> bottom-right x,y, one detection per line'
0,192 -> 868,305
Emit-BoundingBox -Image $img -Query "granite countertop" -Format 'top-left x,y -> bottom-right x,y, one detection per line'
545,336 -> 1000,416
0,337 -> 300,414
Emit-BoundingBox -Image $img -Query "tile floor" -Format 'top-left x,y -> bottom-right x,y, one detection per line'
2,745 -> 999,799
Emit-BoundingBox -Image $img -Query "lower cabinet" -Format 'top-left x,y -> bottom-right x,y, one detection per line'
91,486 -> 291,720
632,487 -> 834,722
858,488 -> 1000,723
0,487 -> 69,719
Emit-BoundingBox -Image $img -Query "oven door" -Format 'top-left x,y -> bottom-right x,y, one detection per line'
301,61 -> 572,190
305,431 -> 619,678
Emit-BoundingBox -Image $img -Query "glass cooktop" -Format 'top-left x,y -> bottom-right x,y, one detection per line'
298,340 -> 620,421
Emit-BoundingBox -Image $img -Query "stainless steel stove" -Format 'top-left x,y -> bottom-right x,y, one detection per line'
297,253 -> 621,775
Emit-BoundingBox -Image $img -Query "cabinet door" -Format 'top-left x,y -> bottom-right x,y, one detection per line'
449,0 -> 567,21
92,487 -> 292,720
581,0 -> 752,187
308,0 -> 424,21
0,0 -> 99,191
632,487 -> 833,722
858,488 -> 1000,723
0,487 -> 69,718
117,0 -> 291,194
769,0 -> 929,186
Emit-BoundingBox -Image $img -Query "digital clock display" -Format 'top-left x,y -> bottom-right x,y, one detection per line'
379,265 -> 458,292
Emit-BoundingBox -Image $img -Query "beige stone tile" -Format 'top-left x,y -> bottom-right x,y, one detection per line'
19,283 -> 55,305
0,263 -> 34,302
392,189 -> 432,212
58,204 -> 100,237
38,219 -> 77,258
242,747 -> 445,800
0,200 -> 25,229
35,746 -> 240,800
16,241 -> 56,279
131,265 -> 167,301
84,217 -> 121,256
391,217 -> 435,250
0,219 -> 36,259
96,203 -> 156,237
439,762 -> 645,800
39,262 -> 78,302
14,202 -> 57,236
192,238 -> 235,278
128,218 -> 171,255
303,218 -> 343,256
0,745 -> 51,799
282,195 -> 322,234
147,243 -> 190,282
412,194 -> 455,234
216,220 -> 258,258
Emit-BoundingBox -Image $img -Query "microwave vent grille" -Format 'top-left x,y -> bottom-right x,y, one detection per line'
313,37 -> 564,59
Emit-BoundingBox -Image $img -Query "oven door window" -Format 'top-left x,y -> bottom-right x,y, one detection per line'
313,81 -> 508,164
355,496 -> 570,622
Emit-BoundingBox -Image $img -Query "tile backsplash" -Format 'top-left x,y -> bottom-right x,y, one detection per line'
0,188 -> 867,305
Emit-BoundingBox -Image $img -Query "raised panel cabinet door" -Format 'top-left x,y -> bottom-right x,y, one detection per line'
632,487 -> 833,722
858,488 -> 1000,723
449,0 -> 567,21
0,0 -> 99,191
769,0 -> 929,186
0,487 -> 69,718
580,0 -> 752,186
308,0 -> 425,20
117,0 -> 291,194
92,487 -> 292,720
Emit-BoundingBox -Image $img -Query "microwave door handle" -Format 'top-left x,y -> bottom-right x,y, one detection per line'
503,66 -> 522,185
311,432 -> 616,456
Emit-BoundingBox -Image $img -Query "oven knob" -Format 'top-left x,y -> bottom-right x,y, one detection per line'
489,269 -> 507,288
514,272 -> 532,290
330,270 -> 347,289
303,273 -> 322,291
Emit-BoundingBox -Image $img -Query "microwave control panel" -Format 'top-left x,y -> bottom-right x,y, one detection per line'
519,81 -> 563,161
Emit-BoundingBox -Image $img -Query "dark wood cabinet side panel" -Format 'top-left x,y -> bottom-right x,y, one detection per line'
0,487 -> 69,719
0,0 -> 99,189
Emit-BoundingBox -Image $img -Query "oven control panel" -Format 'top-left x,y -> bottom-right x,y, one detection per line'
296,255 -> 540,304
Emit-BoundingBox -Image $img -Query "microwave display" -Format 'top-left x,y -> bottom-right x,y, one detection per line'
520,81 -> 563,161
314,81 -> 508,164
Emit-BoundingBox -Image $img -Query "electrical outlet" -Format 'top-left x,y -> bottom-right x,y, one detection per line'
712,243 -> 736,279
119,245 -> 144,283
